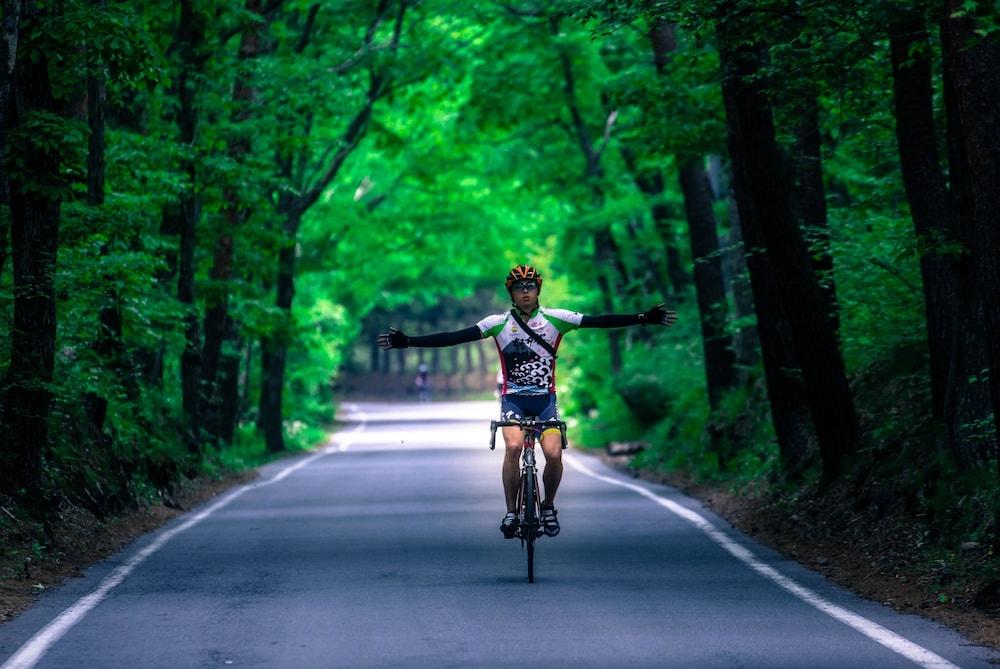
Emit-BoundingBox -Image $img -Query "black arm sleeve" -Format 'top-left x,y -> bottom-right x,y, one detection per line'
408,325 -> 482,348
579,313 -> 642,328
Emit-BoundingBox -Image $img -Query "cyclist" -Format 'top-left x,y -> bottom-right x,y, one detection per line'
377,264 -> 677,539
414,363 -> 430,402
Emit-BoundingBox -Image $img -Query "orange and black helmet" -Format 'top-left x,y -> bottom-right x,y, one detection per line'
505,264 -> 543,291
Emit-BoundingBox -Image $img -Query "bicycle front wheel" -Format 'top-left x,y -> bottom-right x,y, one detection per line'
521,471 -> 537,583
527,535 -> 535,583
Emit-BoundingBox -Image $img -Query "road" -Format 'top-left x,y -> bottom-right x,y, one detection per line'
0,401 -> 995,668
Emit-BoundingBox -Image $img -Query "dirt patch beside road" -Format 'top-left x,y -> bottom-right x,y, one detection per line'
0,471 -> 255,625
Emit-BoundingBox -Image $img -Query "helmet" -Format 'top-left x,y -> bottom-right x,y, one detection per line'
505,264 -> 543,291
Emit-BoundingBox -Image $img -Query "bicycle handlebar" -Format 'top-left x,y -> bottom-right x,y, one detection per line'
489,419 -> 568,451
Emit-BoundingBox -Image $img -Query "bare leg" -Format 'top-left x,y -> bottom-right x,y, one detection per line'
501,426 -> 523,513
539,430 -> 563,508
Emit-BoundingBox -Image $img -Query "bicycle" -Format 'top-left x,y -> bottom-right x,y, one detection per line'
490,417 -> 567,583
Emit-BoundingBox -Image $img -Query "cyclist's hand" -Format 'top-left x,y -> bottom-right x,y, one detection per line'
377,327 -> 409,349
641,303 -> 677,327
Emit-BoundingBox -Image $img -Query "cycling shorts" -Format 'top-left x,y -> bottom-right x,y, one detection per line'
500,393 -> 561,436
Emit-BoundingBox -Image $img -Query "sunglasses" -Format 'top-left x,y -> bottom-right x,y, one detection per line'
510,281 -> 538,292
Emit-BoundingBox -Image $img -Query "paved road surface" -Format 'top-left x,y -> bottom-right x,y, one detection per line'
1,402 -> 995,668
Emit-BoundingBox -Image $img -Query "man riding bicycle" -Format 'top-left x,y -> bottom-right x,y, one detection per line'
377,265 -> 677,539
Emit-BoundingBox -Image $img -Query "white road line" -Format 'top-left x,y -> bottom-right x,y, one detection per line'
564,454 -> 959,669
1,416 -> 368,669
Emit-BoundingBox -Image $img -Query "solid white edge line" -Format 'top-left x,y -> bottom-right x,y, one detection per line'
0,415 -> 368,669
563,454 -> 960,669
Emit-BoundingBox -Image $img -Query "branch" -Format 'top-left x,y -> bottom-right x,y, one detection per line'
867,258 -> 920,293
296,0 -> 408,215
594,109 -> 619,165
294,3 -> 321,54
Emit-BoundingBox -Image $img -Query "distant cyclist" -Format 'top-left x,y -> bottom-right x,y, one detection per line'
378,265 -> 677,538
414,363 -> 430,402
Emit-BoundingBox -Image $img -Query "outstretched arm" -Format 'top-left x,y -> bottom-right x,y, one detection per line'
377,325 -> 482,349
580,303 -> 677,329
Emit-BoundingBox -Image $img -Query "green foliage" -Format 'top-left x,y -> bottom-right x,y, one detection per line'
2,0 -> 997,579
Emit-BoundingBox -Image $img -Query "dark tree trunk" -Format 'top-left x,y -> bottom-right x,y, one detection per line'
370,335 -> 379,373
176,0 -> 206,454
259,337 -> 286,452
0,11 -> 61,502
200,0 -> 261,446
789,97 -> 839,335
259,229 -> 296,453
717,6 -> 857,481
725,155 -> 815,472
889,13 -> 991,471
941,2 -> 1000,470
595,227 -> 624,374
0,1 -> 24,276
84,11 -> 124,441
722,184 -> 760,372
678,158 -> 737,409
218,337 -> 241,444
891,15 -> 956,419
647,19 -> 696,299
0,1 -> 22,156
464,341 -> 474,374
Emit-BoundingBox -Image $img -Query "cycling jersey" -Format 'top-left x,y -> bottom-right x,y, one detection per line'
476,307 -> 583,395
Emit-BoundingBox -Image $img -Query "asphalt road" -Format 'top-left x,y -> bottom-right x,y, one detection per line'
1,401 -> 996,668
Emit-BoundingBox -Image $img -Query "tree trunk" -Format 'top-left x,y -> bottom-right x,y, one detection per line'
725,157 -> 815,472
722,183 -> 760,372
259,336 -> 286,452
717,6 -> 857,481
84,8 -> 124,441
790,96 -> 840,335
259,229 -> 296,453
200,0 -> 262,445
0,10 -> 61,503
595,227 -> 624,374
176,0 -> 206,454
0,1 -> 24,277
941,2 -> 1000,470
889,13 -> 991,471
646,19 -> 693,298
678,157 -> 736,409
218,338 -> 241,444
369,335 -> 379,373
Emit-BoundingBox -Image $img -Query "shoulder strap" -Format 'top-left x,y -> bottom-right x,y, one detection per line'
509,309 -> 558,358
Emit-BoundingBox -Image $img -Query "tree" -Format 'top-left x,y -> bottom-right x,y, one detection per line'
940,0 -> 1000,469
716,1 -> 858,481
259,0 -> 407,452
199,0 -> 265,445
647,18 -> 736,411
0,2 -> 65,506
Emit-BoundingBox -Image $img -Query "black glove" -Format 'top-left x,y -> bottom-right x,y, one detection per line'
640,303 -> 677,327
377,327 -> 409,349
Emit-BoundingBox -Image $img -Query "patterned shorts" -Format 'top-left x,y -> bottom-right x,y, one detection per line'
500,393 -> 559,424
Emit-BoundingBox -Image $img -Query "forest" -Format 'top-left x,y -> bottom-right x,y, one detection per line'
1,0 -> 999,614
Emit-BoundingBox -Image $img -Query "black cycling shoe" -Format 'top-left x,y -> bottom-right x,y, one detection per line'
500,512 -> 518,539
540,507 -> 560,537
